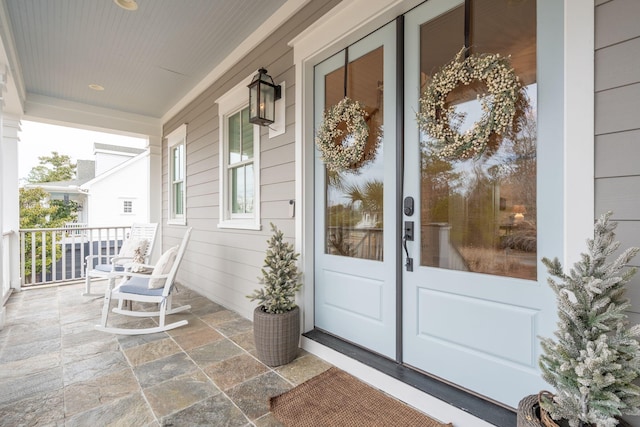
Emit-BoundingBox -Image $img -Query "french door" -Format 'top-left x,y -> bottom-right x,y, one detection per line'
314,22 -> 397,359
313,0 -> 557,409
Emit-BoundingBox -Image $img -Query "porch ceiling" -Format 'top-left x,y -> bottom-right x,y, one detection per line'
1,0 -> 289,131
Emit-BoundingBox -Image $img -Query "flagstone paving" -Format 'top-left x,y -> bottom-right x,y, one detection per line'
0,281 -> 332,426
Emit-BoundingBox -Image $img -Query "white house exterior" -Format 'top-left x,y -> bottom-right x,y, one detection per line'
80,146 -> 149,227
22,144 -> 149,227
1,1 -> 639,425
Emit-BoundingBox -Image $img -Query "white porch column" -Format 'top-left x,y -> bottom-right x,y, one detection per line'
147,135 -> 162,261
3,116 -> 20,291
0,70 -> 21,329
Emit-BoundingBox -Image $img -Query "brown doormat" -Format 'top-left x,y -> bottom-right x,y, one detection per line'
270,367 -> 453,427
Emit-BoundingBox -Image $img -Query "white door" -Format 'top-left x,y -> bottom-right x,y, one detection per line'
314,22 -> 397,359
402,0 -> 556,408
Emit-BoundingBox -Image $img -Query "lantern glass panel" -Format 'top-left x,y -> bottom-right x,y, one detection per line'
249,83 -> 259,120
260,84 -> 275,123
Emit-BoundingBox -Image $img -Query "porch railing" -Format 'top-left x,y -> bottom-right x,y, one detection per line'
327,226 -> 384,261
19,225 -> 132,287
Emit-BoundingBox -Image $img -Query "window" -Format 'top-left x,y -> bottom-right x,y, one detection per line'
167,124 -> 187,225
216,75 -> 261,230
122,200 -> 133,214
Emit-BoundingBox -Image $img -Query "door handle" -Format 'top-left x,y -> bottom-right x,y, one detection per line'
403,221 -> 414,272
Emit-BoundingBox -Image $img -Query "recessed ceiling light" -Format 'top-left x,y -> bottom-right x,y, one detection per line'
89,84 -> 104,91
114,0 -> 138,11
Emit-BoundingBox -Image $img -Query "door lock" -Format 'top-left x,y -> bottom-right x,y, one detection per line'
403,196 -> 414,216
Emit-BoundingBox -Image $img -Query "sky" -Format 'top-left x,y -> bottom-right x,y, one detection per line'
18,121 -> 147,182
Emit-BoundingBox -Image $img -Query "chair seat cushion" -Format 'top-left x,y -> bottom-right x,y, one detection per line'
94,264 -> 125,273
119,276 -> 164,296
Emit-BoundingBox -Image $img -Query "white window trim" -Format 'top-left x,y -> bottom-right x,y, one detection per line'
216,74 -> 261,230
166,124 -> 187,225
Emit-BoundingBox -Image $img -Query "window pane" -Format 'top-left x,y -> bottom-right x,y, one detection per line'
245,163 -> 254,213
324,46 -> 384,261
230,165 -> 254,214
173,182 -> 183,215
229,112 -> 241,164
231,166 -> 245,214
419,0 -> 537,280
241,107 -> 253,160
172,144 -> 183,181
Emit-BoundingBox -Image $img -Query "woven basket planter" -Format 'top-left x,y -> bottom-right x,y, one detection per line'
517,392 -> 633,427
253,305 -> 300,367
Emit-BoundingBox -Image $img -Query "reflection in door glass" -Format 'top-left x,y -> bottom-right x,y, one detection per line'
419,0 -> 537,280
324,47 -> 384,261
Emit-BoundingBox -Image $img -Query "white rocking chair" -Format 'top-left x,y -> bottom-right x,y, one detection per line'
83,223 -> 158,297
95,227 -> 192,335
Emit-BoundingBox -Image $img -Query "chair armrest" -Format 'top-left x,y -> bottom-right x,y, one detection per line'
109,270 -> 167,280
85,254 -> 115,264
110,256 -> 133,265
124,262 -> 155,270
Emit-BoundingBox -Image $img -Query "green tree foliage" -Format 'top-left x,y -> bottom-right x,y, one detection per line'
20,152 -> 79,282
539,212 -> 640,426
19,188 -> 71,281
248,223 -> 302,314
26,151 -> 76,183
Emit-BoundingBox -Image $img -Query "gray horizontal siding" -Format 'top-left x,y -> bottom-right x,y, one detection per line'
595,83 -> 640,135
595,37 -> 640,91
595,0 -> 640,49
595,0 -> 640,321
595,130 -> 640,178
158,0 -> 339,319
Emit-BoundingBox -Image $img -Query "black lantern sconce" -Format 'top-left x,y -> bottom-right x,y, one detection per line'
248,68 -> 282,126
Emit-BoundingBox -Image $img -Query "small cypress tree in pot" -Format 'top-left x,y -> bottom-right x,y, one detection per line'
248,223 -> 302,366
535,212 -> 640,427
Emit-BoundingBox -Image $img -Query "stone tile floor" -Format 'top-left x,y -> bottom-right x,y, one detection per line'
0,281 -> 332,426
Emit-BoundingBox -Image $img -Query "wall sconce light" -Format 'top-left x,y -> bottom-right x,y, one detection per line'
248,68 -> 282,126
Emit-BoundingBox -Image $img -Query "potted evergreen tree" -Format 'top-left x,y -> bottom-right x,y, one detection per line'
248,223 -> 303,366
518,212 -> 640,427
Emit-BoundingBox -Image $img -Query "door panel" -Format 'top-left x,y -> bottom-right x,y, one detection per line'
314,22 -> 397,359
403,0 -> 553,408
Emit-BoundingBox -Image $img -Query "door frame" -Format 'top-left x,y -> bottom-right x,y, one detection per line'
291,0 -> 594,418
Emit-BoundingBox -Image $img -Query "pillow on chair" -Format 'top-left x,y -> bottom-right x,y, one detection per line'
148,246 -> 179,289
116,238 -> 149,265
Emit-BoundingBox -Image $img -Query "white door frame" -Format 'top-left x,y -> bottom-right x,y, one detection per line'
291,0 -> 594,412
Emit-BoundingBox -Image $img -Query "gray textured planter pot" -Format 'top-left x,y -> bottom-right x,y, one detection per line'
517,394 -> 633,427
253,305 -> 300,367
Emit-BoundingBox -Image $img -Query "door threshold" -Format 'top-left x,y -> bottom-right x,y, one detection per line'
303,329 -> 516,427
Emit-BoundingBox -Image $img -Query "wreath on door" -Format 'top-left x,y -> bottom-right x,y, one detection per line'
416,47 -> 526,161
315,97 -> 380,172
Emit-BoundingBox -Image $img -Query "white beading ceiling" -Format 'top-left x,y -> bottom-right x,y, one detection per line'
3,0 -> 288,122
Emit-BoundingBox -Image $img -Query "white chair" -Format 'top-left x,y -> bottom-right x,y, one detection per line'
83,223 -> 158,297
95,227 -> 192,335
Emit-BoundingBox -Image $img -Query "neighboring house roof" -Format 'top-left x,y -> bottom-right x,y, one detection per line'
80,149 -> 149,190
22,159 -> 96,190
22,183 -> 88,194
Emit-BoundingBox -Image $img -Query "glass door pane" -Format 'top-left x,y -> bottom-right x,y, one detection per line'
419,0 -> 538,280
324,47 -> 385,261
